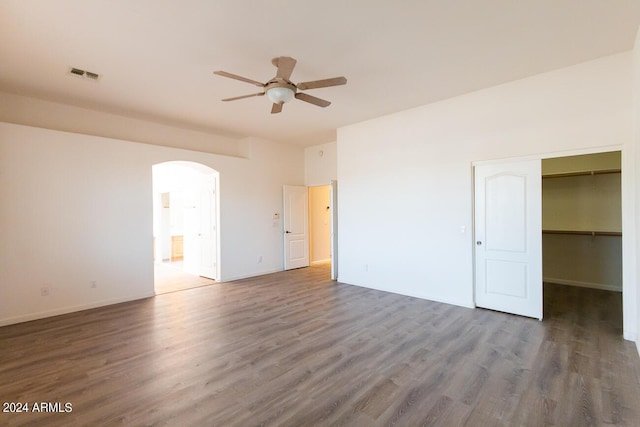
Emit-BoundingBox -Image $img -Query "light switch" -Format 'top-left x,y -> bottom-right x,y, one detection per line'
460,226 -> 466,233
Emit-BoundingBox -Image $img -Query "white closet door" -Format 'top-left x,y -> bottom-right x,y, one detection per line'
475,159 -> 542,319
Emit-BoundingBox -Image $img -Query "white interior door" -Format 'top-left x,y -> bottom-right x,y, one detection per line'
183,174 -> 217,279
474,159 -> 542,319
198,175 -> 217,279
330,180 -> 338,280
283,185 -> 309,270
182,185 -> 199,276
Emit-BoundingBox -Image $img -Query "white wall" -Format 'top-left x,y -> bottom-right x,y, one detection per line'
543,234 -> 622,291
337,53 -> 636,334
543,173 -> 621,232
305,141 -> 337,186
0,122 -> 303,325
633,27 -> 640,354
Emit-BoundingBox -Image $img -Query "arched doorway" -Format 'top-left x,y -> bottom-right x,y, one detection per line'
152,161 -> 220,294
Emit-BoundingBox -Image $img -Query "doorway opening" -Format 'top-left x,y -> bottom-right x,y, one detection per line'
542,151 -> 622,331
283,182 -> 338,280
152,161 -> 220,294
308,181 -> 338,280
309,185 -> 331,267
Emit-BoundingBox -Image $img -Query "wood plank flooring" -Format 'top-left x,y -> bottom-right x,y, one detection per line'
1,264 -> 640,426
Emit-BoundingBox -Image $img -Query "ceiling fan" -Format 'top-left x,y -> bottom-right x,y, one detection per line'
213,56 -> 347,114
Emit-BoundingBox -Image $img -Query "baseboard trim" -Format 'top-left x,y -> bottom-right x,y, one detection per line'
0,292 -> 155,327
543,277 -> 621,292
311,259 -> 331,265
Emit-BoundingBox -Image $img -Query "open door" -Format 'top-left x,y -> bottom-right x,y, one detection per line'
283,185 -> 309,270
474,159 -> 542,319
330,180 -> 338,280
183,174 -> 217,279
198,175 -> 217,279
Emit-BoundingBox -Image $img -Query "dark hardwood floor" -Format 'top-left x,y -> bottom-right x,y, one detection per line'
1,265 -> 639,426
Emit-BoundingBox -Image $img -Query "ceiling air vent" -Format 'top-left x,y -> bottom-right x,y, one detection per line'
68,67 -> 101,81
70,67 -> 85,77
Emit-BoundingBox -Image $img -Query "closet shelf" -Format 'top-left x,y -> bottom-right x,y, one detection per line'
542,229 -> 622,237
542,169 -> 621,179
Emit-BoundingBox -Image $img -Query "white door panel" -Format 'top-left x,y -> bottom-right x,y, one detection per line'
475,160 -> 542,319
183,175 -> 217,279
183,186 -> 199,276
198,175 -> 217,279
330,180 -> 338,280
288,240 -> 306,261
485,260 -> 528,297
485,175 -> 527,252
284,185 -> 309,270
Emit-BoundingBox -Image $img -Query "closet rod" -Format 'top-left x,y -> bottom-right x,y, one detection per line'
542,169 -> 621,179
542,229 -> 622,237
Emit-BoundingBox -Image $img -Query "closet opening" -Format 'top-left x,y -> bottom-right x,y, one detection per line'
542,151 -> 622,334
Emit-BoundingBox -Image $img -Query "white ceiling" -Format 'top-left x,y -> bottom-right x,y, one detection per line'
1,0 -> 639,146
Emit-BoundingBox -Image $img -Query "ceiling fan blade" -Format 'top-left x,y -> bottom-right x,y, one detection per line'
295,92 -> 331,108
297,76 -> 347,90
271,103 -> 283,114
222,92 -> 264,102
213,71 -> 264,87
272,56 -> 297,80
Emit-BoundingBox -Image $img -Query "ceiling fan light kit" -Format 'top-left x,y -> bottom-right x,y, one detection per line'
266,84 -> 295,104
214,56 -> 346,114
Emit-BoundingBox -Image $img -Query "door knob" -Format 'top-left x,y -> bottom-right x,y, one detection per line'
476,241 -> 482,245
285,231 -> 292,234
